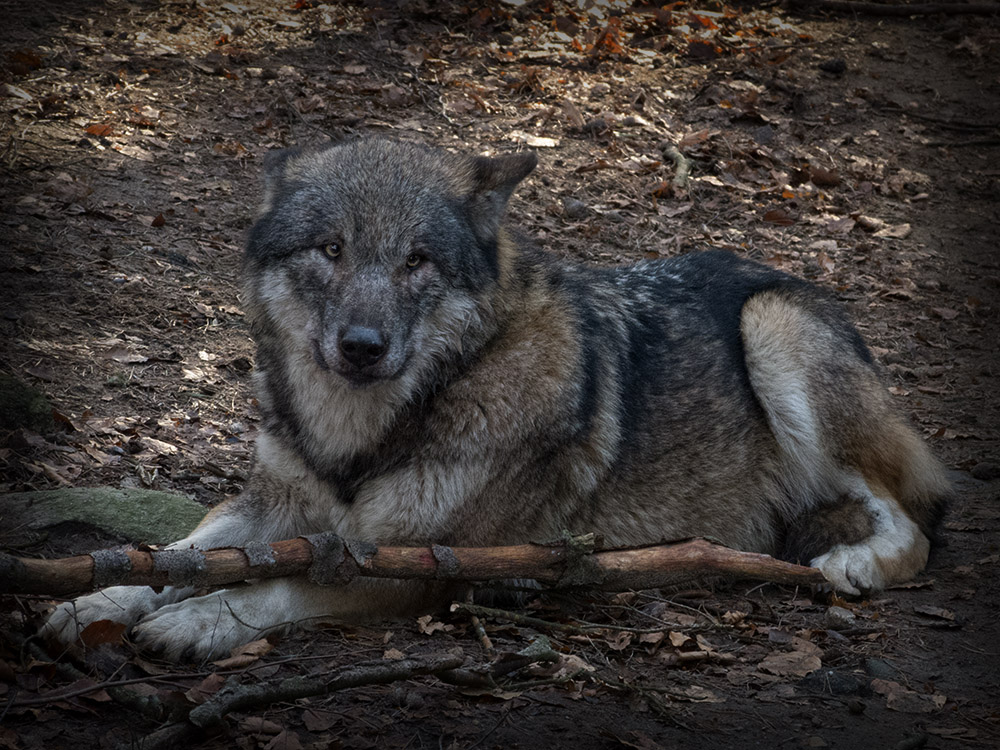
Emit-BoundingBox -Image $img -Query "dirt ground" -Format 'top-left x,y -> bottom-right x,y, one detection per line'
1,1 -> 999,748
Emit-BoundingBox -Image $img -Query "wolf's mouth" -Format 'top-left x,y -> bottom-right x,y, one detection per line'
311,337 -> 407,389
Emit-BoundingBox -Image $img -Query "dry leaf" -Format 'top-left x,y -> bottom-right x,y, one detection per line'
809,165 -> 840,187
668,631 -> 692,648
554,653 -> 595,679
142,437 -> 178,456
302,709 -> 338,732
855,215 -> 887,232
79,619 -> 127,647
264,730 -> 303,750
639,631 -> 665,646
85,122 -> 113,137
825,216 -> 856,234
604,631 -> 633,651
401,45 -> 427,67
107,347 -> 148,364
669,684 -> 724,703
874,223 -> 912,239
239,717 -> 283,735
677,129 -> 712,149
930,307 -> 959,320
764,208 -> 796,226
416,614 -> 447,635
816,251 -> 835,274
913,605 -> 955,621
758,650 -> 821,677
871,679 -> 947,713
562,99 -> 586,129
185,673 -> 226,704
211,637 -> 274,668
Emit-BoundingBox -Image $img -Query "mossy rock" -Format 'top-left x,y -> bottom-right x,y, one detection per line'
0,487 -> 205,544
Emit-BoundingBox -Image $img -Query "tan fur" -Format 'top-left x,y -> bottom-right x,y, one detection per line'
741,290 -> 947,592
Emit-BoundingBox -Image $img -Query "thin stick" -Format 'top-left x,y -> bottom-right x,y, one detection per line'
788,0 -> 1000,16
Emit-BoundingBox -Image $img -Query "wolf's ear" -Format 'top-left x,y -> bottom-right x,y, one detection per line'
466,152 -> 537,240
259,147 -> 303,214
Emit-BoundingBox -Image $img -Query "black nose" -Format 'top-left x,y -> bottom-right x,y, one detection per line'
339,325 -> 387,369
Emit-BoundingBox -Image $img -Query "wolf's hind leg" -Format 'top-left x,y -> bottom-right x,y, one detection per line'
741,289 -> 943,594
808,477 -> 930,595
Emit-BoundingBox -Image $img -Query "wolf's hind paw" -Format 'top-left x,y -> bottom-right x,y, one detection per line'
810,545 -> 883,597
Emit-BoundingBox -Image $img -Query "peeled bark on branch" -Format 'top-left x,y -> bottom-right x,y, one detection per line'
0,534 -> 826,596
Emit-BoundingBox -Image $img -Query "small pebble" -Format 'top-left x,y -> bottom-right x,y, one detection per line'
562,197 -> 588,219
819,58 -> 847,75
580,118 -> 609,135
589,82 -> 611,98
826,605 -> 856,630
971,462 -> 1000,481
864,657 -> 896,680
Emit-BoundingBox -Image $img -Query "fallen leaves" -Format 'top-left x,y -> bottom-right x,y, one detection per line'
871,679 -> 947,713
211,638 -> 275,669
757,649 -> 821,678
78,619 -> 128,648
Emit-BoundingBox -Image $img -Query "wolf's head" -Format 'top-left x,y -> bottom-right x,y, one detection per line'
244,139 -> 536,396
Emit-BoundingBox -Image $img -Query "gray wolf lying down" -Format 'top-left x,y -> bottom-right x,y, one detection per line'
45,139 -> 948,661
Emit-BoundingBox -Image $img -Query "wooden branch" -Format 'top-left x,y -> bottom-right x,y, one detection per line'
135,653 -> 465,750
189,653 -> 465,728
787,0 -> 1000,16
0,534 -> 826,596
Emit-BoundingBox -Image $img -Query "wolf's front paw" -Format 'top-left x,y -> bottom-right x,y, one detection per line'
132,590 -> 273,662
43,586 -> 187,646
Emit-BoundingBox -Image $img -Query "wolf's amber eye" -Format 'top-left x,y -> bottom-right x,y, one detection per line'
406,253 -> 423,269
323,243 -> 341,259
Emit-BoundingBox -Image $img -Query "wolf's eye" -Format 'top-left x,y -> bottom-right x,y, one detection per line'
322,243 -> 341,259
405,253 -> 424,269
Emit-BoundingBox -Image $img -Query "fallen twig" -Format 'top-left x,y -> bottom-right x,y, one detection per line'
189,653 -> 464,728
451,601 -> 703,635
788,0 -> 1000,16
0,535 -> 826,596
659,141 -> 692,191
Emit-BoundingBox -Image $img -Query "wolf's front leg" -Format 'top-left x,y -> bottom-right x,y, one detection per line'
43,490 -> 309,649
131,578 -> 450,662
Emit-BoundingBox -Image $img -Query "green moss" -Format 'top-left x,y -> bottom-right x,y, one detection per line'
0,374 -> 54,432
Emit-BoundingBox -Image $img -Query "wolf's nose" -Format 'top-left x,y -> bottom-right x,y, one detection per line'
339,325 -> 387,369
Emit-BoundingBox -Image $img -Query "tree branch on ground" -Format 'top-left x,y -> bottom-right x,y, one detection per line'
133,653 -> 465,750
0,535 -> 827,596
788,0 -> 1000,16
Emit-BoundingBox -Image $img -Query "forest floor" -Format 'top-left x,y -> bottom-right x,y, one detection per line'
1,1 -> 999,748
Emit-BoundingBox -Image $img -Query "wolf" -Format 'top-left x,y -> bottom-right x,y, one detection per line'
44,139 -> 949,661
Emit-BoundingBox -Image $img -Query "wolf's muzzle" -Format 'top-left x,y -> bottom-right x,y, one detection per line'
339,325 -> 387,369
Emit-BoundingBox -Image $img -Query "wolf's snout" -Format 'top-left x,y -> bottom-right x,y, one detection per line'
339,325 -> 387,369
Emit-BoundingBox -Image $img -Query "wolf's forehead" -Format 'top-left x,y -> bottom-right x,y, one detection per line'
304,143 -> 458,195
